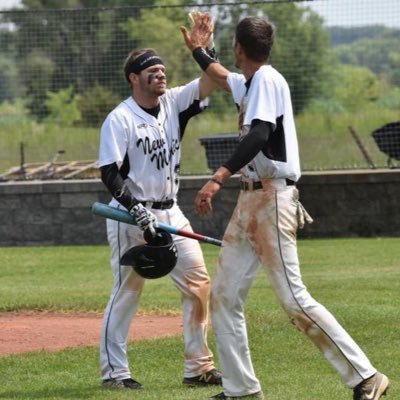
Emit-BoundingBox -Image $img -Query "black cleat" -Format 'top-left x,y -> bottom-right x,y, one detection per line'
102,377 -> 143,389
210,391 -> 264,399
183,368 -> 222,386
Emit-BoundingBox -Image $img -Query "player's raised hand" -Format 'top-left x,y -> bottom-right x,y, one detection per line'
181,11 -> 214,51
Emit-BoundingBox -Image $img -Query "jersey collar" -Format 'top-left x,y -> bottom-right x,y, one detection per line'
124,96 -> 160,124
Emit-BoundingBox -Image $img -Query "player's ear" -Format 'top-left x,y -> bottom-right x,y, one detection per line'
128,72 -> 138,85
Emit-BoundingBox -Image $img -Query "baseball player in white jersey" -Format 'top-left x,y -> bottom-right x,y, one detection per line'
181,14 -> 389,400
98,43 -> 222,390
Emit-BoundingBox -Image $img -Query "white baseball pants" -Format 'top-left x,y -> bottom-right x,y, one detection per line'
211,180 -> 376,397
100,204 -> 214,381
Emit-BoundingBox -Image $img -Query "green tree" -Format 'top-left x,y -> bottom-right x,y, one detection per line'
3,1 -> 333,118
45,86 -> 81,126
333,64 -> 384,111
5,0 -> 145,119
328,25 -> 393,46
334,35 -> 400,86
199,1 -> 333,114
77,83 -> 119,127
304,64 -> 385,113
0,56 -> 21,102
24,49 -> 55,119
121,0 -> 195,87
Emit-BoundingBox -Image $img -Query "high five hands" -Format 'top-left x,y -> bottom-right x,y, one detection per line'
181,11 -> 225,217
180,11 -> 214,51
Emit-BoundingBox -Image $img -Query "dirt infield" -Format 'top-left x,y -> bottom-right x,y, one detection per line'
0,312 -> 182,356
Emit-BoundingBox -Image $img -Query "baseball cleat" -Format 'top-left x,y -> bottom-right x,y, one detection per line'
183,368 -> 222,386
210,390 -> 264,399
353,372 -> 389,400
102,377 -> 143,389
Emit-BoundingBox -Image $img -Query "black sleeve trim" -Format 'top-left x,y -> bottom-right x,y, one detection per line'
100,162 -> 138,211
223,120 -> 273,174
179,99 -> 206,140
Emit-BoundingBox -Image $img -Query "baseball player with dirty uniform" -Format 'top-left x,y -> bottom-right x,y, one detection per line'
97,13 -> 222,390
181,13 -> 389,400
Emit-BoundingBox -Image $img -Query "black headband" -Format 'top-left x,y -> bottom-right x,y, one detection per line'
130,51 -> 164,74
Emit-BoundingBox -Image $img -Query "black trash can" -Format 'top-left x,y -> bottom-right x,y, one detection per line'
199,132 -> 239,172
371,121 -> 400,167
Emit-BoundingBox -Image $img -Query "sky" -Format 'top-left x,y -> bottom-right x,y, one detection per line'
0,0 -> 21,10
305,0 -> 399,28
0,0 -> 399,28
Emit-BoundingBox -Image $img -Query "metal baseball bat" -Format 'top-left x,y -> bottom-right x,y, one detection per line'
91,202 -> 222,247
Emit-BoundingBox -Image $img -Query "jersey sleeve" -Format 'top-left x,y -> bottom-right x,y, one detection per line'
227,72 -> 246,106
244,74 -> 277,127
168,78 -> 208,113
98,112 -> 128,168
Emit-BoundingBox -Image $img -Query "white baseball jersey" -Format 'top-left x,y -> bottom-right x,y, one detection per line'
99,77 -> 216,382
227,65 -> 301,182
211,66 -> 377,398
99,78 -> 207,207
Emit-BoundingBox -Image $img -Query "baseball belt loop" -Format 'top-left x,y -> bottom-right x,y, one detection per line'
240,177 -> 251,191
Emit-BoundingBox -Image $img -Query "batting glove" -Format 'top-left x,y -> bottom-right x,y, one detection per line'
130,203 -> 158,237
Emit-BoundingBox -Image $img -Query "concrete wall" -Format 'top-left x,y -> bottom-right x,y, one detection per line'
0,169 -> 399,246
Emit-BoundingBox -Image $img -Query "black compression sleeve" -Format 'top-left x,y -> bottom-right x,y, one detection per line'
223,120 -> 273,174
100,163 -> 138,210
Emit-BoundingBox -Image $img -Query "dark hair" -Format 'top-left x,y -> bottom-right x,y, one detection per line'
123,48 -> 158,83
235,16 -> 275,62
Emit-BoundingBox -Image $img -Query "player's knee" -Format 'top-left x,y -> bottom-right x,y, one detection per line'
184,266 -> 211,300
283,300 -> 320,334
210,290 -> 243,335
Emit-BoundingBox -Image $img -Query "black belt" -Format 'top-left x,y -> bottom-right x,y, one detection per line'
240,178 -> 295,191
140,199 -> 174,210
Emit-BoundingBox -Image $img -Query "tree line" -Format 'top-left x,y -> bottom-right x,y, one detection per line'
0,0 -> 399,125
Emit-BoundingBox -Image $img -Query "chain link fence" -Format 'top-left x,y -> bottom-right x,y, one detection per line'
0,0 -> 399,177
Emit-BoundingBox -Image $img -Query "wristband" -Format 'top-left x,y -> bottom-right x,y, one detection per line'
210,177 -> 223,186
192,47 -> 217,71
206,47 -> 219,61
128,198 -> 140,213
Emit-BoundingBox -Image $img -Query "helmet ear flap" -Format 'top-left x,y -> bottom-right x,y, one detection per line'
120,246 -> 153,267
120,228 -> 178,279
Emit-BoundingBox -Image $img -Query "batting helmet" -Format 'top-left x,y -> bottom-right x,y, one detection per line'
120,229 -> 178,279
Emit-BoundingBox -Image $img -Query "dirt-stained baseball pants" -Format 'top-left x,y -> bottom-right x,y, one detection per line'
211,179 -> 376,397
100,204 -> 214,381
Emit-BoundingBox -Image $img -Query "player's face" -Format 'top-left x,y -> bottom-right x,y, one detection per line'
232,41 -> 240,68
232,40 -> 240,69
139,64 -> 167,96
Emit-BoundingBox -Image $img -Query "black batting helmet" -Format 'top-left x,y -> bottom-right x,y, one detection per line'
120,229 -> 178,279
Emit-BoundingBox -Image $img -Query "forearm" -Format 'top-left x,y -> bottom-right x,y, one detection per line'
223,120 -> 273,174
192,47 -> 230,91
100,163 -> 137,210
204,61 -> 230,92
199,70 -> 219,99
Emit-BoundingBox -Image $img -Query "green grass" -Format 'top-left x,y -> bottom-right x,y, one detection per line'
1,106 -> 399,176
296,107 -> 399,170
0,237 -> 399,399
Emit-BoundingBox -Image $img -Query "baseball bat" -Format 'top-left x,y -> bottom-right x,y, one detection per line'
91,202 -> 222,247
